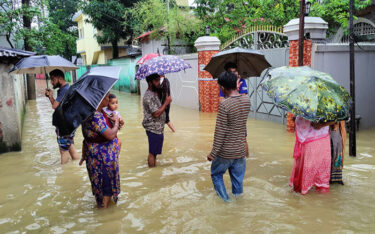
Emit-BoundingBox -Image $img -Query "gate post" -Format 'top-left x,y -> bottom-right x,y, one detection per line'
283,17 -> 328,132
194,36 -> 221,112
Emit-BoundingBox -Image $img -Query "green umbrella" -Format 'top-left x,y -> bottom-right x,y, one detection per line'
262,66 -> 351,123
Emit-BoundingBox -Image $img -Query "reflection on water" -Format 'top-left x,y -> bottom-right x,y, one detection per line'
1,80 -> 375,232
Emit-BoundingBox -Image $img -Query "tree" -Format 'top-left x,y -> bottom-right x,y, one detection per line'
0,0 -> 78,59
47,0 -> 79,59
126,0 -> 203,53
82,0 -> 140,59
0,0 -> 41,49
22,0 -> 32,50
38,20 -> 77,57
193,0 -> 372,43
194,0 -> 300,43
48,0 -> 78,32
309,0 -> 372,35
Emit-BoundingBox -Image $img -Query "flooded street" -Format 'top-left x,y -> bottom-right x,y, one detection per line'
1,80 -> 375,233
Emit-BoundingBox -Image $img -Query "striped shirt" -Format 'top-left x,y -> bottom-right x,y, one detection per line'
210,95 -> 251,159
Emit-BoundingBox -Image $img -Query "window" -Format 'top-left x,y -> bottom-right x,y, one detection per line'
82,55 -> 87,65
79,28 -> 84,39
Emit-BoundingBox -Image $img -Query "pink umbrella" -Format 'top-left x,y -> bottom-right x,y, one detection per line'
136,53 -> 159,65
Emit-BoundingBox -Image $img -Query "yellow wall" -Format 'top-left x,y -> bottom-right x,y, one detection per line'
73,13 -> 127,65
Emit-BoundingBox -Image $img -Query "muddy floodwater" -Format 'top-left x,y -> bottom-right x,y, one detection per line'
0,80 -> 375,233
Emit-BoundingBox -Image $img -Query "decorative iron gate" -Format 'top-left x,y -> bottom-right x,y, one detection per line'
221,26 -> 289,123
221,26 -> 289,50
331,17 -> 375,43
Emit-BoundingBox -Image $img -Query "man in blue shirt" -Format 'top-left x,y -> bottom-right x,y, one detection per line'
45,69 -> 79,164
219,62 -> 248,103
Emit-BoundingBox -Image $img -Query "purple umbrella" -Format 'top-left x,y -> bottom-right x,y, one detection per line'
135,55 -> 191,80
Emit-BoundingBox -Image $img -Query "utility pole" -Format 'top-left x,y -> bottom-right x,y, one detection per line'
166,0 -> 171,54
298,0 -> 306,66
349,0 -> 356,156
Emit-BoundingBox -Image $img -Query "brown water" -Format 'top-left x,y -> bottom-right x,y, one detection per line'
1,80 -> 375,233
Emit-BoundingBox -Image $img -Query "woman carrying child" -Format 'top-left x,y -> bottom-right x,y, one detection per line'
79,92 -> 121,208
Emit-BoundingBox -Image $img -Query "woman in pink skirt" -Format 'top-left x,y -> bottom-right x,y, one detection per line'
289,116 -> 332,194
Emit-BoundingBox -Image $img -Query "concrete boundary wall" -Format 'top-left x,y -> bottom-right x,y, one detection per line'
0,64 -> 26,152
139,41 -> 375,130
140,53 -> 199,110
312,43 -> 375,129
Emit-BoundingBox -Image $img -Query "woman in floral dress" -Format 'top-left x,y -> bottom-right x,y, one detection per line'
80,92 -> 121,208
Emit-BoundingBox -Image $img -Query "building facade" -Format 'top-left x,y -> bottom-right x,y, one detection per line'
72,11 -> 128,65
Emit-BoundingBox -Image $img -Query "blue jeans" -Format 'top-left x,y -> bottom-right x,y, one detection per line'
211,157 -> 246,201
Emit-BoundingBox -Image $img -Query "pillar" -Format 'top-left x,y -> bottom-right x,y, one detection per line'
286,40 -> 312,132
26,74 -> 36,100
194,36 -> 221,112
283,17 -> 328,132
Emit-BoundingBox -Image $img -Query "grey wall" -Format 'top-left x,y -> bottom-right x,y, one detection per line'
0,63 -> 27,153
141,39 -> 166,55
140,53 -> 199,110
141,39 -> 194,55
261,48 -> 290,68
312,43 -> 375,129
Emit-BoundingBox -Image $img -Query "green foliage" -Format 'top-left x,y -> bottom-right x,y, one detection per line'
125,0 -> 168,37
309,0 -> 372,35
194,0 -> 372,43
126,0 -> 203,51
194,0 -> 300,43
0,0 -> 41,48
0,0 -> 78,59
82,0 -> 140,58
47,0 -> 78,58
38,20 -> 77,57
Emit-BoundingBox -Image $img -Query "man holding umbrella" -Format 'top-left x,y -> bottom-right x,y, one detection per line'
45,69 -> 79,164
10,55 -> 80,164
219,62 -> 248,103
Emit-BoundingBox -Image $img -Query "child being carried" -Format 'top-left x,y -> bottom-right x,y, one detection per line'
103,93 -> 124,151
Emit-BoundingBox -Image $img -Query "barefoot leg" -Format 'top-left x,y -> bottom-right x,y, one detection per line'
102,196 -> 111,208
148,153 -> 156,167
69,144 -> 80,160
167,122 -> 176,132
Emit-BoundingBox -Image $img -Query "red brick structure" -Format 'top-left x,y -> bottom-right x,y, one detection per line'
288,40 -> 312,67
286,39 -> 312,132
195,36 -> 221,112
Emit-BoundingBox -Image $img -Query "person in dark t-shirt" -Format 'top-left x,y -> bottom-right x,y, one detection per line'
45,69 -> 79,164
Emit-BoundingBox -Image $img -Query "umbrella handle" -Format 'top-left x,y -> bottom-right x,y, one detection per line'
45,73 -> 49,89
44,66 -> 48,89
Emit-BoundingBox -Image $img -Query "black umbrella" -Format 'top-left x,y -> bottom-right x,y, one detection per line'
9,55 -> 78,88
204,47 -> 271,78
52,66 -> 121,136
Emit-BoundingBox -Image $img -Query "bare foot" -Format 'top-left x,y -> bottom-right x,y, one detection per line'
148,154 -> 156,167
102,196 -> 111,208
316,187 -> 329,193
167,122 -> 176,132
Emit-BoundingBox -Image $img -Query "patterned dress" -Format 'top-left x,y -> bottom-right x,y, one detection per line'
289,117 -> 331,194
329,121 -> 346,184
82,111 -> 120,206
